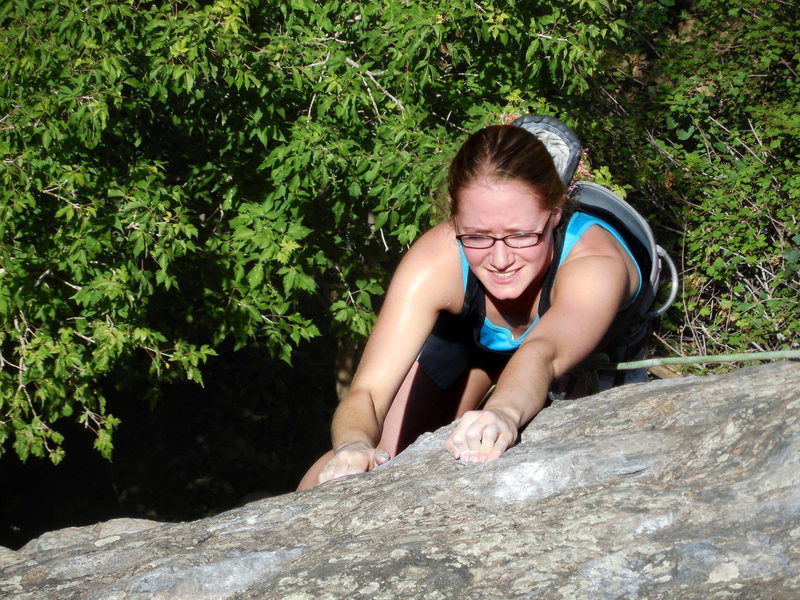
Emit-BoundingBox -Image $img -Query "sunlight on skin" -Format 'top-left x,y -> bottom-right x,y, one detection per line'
302,126 -> 637,489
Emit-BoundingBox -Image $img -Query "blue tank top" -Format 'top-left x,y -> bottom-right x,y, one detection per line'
458,211 -> 642,352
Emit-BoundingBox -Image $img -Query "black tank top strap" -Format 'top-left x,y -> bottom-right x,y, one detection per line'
461,268 -> 486,343
536,225 -> 566,318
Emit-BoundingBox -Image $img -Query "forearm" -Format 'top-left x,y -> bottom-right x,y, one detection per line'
483,341 -> 555,429
446,341 -> 556,463
330,389 -> 383,450
317,389 -> 390,486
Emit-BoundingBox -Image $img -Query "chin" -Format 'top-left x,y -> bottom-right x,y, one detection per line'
487,288 -> 526,302
482,278 -> 533,302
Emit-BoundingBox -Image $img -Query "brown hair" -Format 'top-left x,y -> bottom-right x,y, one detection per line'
447,125 -> 565,218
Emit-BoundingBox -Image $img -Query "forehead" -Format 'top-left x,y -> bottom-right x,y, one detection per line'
455,179 -> 548,229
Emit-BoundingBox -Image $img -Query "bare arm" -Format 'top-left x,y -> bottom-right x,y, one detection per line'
447,226 -> 638,462
319,223 -> 464,482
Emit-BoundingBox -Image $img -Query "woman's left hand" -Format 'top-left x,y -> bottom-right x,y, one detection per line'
446,408 -> 518,463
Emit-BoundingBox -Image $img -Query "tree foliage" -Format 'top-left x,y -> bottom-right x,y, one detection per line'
578,0 -> 800,358
0,0 -> 797,464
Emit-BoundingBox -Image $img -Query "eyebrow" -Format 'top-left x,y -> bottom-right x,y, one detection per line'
456,222 -> 546,235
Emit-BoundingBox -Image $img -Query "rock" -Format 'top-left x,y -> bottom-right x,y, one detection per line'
0,546 -> 21,569
1,361 -> 798,599
15,519 -> 163,558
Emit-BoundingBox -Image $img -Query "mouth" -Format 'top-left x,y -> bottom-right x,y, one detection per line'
489,268 -> 521,283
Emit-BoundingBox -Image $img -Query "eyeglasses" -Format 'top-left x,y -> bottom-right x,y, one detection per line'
456,213 -> 553,249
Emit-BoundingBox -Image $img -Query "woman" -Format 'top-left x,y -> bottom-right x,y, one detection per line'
297,123 -> 641,489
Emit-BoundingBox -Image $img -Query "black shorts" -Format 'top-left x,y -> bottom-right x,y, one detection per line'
416,311 -> 511,390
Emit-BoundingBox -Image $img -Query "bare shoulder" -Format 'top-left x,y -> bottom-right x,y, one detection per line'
387,221 -> 465,313
528,225 -> 638,373
556,224 -> 639,303
563,223 -> 630,261
407,221 -> 458,255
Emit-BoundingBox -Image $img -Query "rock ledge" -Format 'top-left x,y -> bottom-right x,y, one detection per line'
1,362 -> 799,599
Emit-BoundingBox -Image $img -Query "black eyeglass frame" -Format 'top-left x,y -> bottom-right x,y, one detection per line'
456,212 -> 554,249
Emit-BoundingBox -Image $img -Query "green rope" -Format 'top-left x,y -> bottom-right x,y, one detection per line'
599,349 -> 800,372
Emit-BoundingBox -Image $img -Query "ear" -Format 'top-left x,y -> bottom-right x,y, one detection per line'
551,205 -> 563,228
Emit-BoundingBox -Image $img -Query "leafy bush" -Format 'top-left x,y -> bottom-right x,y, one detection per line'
580,0 -> 799,362
0,0 -> 629,462
1,0 -> 795,465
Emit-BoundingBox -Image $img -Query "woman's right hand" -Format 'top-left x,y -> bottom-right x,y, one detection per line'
317,441 -> 391,485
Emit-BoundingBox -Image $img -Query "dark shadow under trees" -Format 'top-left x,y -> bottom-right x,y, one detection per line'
0,335 -> 338,550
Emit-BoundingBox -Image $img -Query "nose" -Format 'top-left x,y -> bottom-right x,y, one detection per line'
489,241 -> 514,270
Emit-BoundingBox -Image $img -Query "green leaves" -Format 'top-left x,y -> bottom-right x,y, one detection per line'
582,0 -> 800,362
784,235 -> 800,275
0,0 -> 314,462
0,0 -> 625,460
4,0 -> 791,461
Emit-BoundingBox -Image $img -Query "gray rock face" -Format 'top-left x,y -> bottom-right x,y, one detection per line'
1,361 -> 799,599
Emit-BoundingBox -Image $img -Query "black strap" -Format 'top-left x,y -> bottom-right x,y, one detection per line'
537,225 -> 565,318
462,213 -> 653,362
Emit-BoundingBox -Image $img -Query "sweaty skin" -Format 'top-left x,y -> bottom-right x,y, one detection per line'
444,179 -> 636,463
307,177 -> 638,487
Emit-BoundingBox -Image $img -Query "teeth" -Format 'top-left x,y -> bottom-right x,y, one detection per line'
494,270 -> 517,279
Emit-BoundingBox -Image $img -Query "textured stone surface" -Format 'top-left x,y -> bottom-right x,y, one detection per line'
1,361 -> 799,599
16,519 -> 162,558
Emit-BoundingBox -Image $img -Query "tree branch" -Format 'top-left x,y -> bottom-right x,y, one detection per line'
345,57 -> 406,114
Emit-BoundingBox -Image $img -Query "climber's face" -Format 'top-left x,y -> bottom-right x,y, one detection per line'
455,178 -> 561,303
